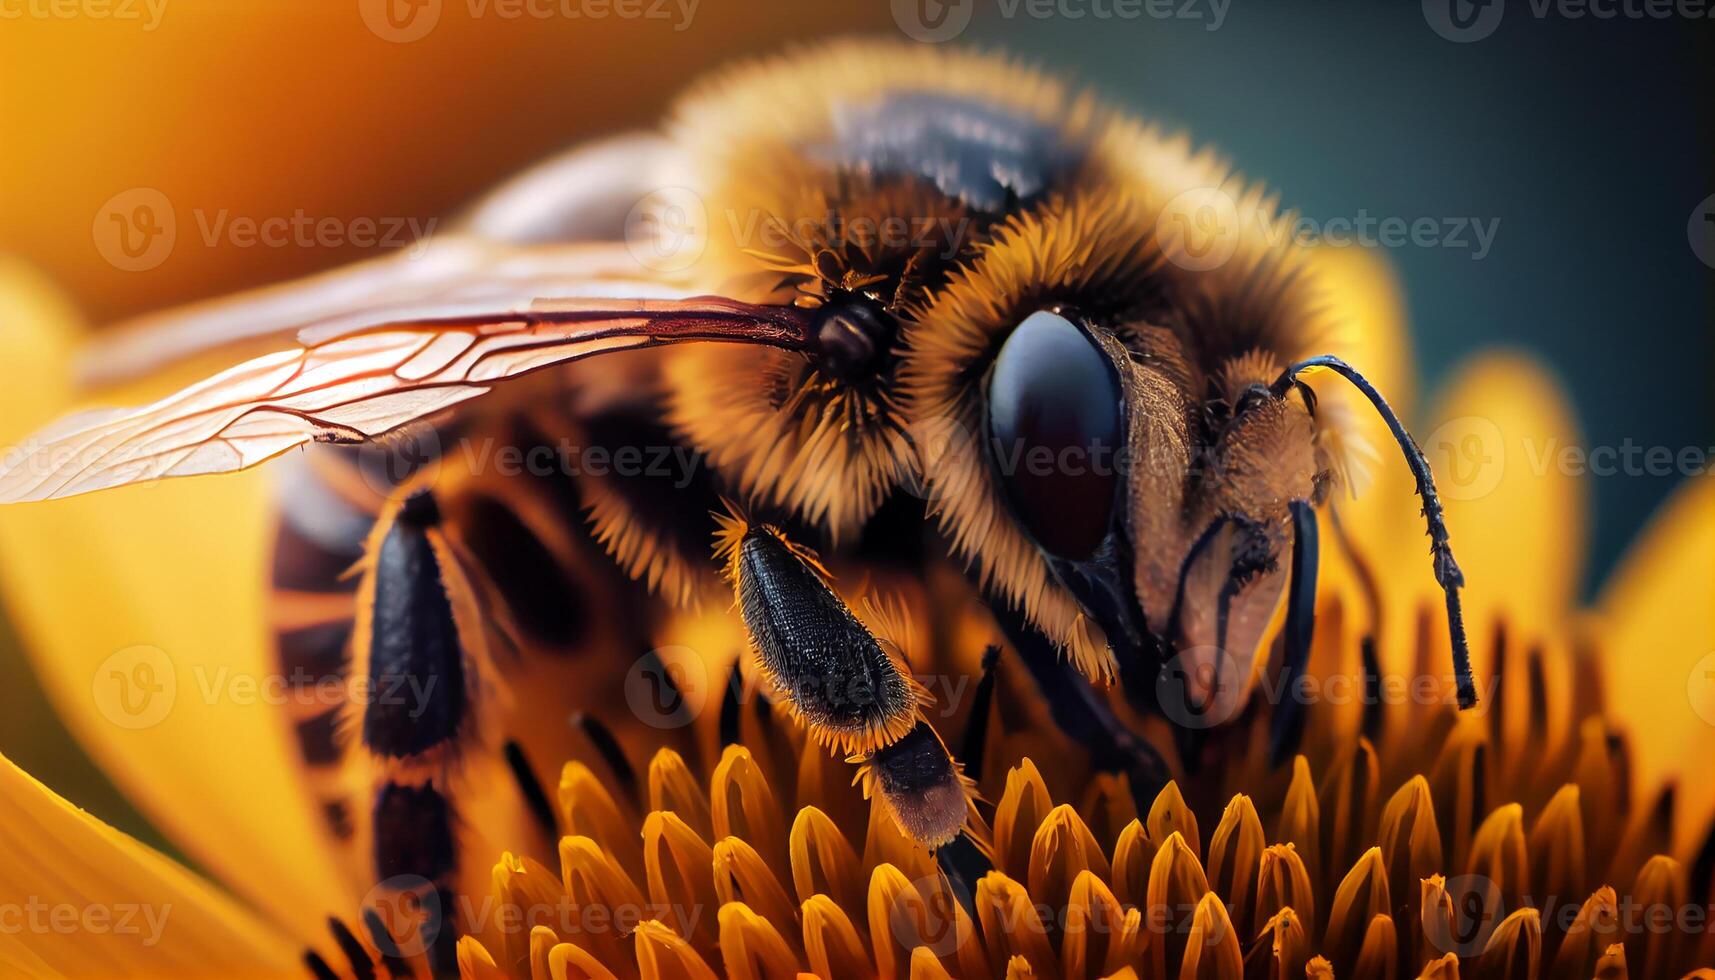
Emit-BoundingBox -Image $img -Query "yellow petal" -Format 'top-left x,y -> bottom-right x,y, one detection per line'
0,750 -> 297,977
1243,907 -> 1309,980
1464,804 -> 1528,920
530,926 -> 561,980
484,852 -> 562,978
1146,781 -> 1200,862
559,835 -> 646,968
648,748 -> 712,842
1418,952 -> 1461,979
974,872 -> 1053,979
1254,844 -> 1316,939
548,940 -> 620,980
458,936 -> 509,980
1318,739 -> 1379,877
1418,874 -> 1458,964
1549,885 -> 1619,980
1144,831 -> 1209,978
1079,772 -> 1139,852
1028,803 -> 1112,918
1473,907 -> 1540,980
1598,471 -> 1715,854
0,262 -> 348,940
713,835 -> 800,937
1378,775 -> 1442,932
1624,854 -> 1687,979
718,902 -> 801,980
801,894 -> 873,979
1526,784 -> 1585,910
1063,869 -> 1138,980
1205,795 -> 1265,941
1352,914 -> 1398,980
908,946 -> 953,980
993,759 -> 1053,879
867,863 -> 933,980
1593,943 -> 1629,980
711,745 -> 788,871
642,811 -> 719,956
1111,818 -> 1154,910
1177,891 -> 1242,980
633,918 -> 719,980
1324,847 -> 1390,974
1273,756 -> 1321,885
789,806 -> 864,917
561,761 -> 644,883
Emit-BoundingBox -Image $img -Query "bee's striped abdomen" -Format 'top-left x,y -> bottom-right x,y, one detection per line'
269,451 -> 377,842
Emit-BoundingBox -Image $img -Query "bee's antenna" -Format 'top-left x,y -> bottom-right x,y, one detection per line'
1273,354 -> 1478,709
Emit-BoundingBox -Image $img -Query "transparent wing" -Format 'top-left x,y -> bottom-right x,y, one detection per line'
2,242 -> 810,503
78,238 -> 694,386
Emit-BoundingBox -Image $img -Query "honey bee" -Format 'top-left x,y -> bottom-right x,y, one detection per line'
0,40 -> 1475,974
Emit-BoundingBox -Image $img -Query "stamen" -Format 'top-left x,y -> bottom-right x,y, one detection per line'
1274,354 -> 1477,708
571,713 -> 636,800
1360,639 -> 1383,743
719,660 -> 744,748
360,907 -> 413,978
328,916 -> 377,980
304,951 -> 340,980
934,833 -> 991,919
958,645 -> 1001,780
502,740 -> 558,841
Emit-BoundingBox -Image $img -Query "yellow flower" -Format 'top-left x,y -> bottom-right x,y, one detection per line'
0,245 -> 1711,980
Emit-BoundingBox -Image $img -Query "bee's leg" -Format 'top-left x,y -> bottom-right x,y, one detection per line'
1267,500 -> 1321,767
1325,505 -> 1387,743
715,513 -> 975,849
357,485 -> 472,980
990,600 -> 1170,811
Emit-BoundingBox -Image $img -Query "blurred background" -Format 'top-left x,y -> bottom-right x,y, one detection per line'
0,0 -> 1709,848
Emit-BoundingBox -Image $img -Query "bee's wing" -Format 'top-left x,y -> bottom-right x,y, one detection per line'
79,237 -> 699,386
2,240 -> 811,503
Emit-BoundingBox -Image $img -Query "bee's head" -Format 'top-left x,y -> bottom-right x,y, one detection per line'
901,190 -> 1475,736
899,189 -> 1335,706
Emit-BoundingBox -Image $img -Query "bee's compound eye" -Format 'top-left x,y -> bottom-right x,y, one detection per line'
985,310 -> 1122,561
